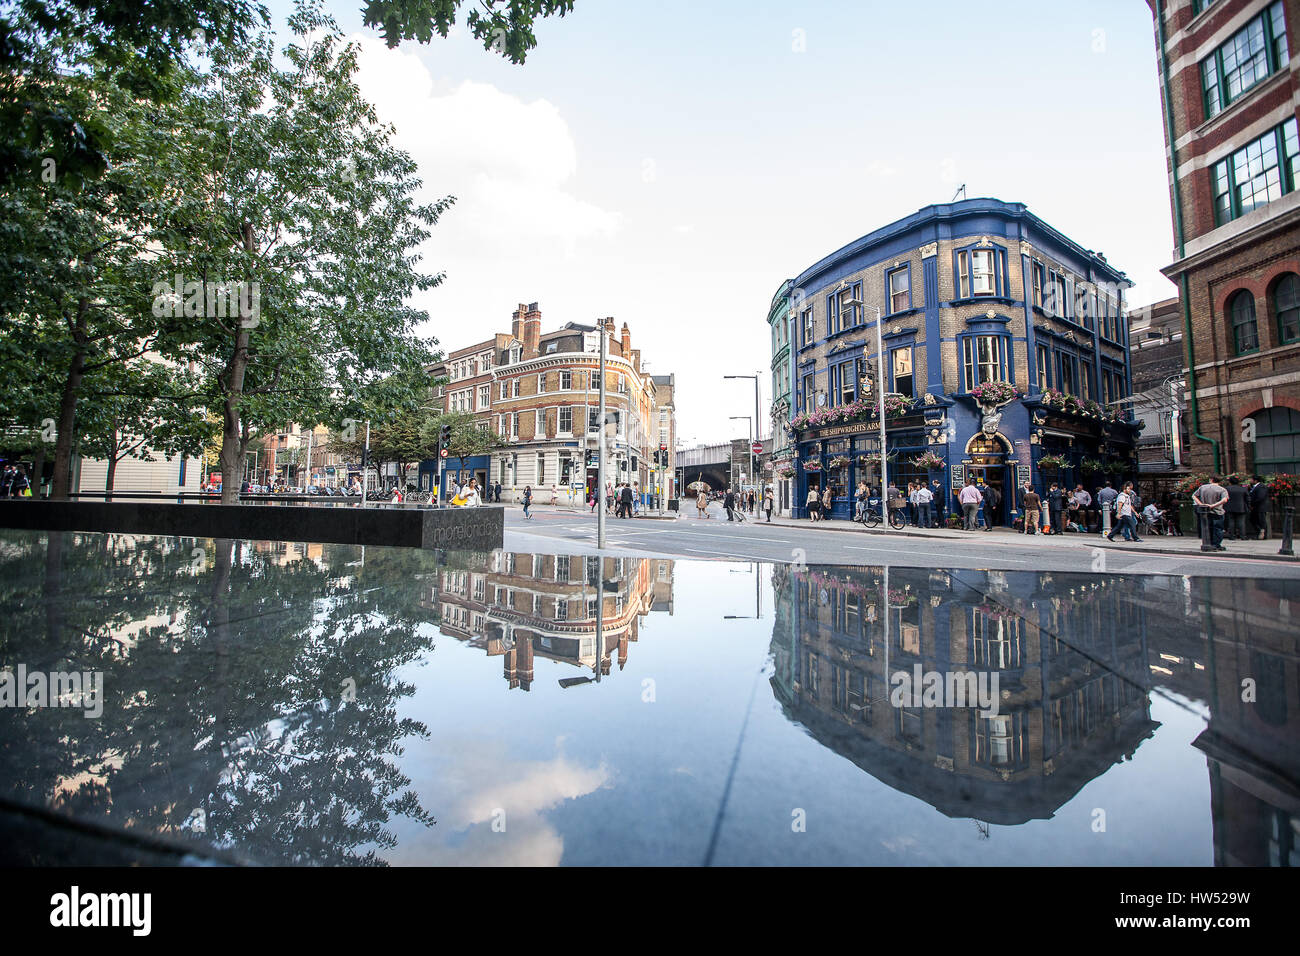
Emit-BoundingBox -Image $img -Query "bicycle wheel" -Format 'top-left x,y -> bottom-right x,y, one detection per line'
889,509 -> 905,530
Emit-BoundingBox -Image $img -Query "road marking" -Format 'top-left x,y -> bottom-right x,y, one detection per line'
844,545 -> 1026,564
680,530 -> 788,543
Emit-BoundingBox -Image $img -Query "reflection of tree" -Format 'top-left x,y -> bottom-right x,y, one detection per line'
0,531 -> 440,865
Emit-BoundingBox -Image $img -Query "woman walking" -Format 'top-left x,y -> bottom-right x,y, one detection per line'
763,485 -> 774,522
522,484 -> 533,519
806,486 -> 821,521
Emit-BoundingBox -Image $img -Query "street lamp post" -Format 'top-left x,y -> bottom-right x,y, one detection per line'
725,373 -> 761,498
849,295 -> 888,534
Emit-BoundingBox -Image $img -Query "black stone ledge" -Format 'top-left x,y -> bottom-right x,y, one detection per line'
0,500 -> 503,552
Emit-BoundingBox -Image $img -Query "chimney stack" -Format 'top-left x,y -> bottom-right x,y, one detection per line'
620,322 -> 631,357
512,303 -> 527,344
524,302 -> 541,357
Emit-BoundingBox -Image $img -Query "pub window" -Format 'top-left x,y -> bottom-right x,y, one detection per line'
962,335 -> 1007,391
801,308 -> 814,346
560,370 -> 573,389
891,347 -> 914,398
1031,262 -> 1045,309
1036,343 -> 1050,390
1274,272 -> 1299,344
887,266 -> 911,314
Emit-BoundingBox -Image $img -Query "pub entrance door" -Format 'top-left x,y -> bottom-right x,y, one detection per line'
965,433 -> 1011,527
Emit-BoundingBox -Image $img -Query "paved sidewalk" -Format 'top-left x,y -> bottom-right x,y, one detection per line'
699,506 -> 1297,561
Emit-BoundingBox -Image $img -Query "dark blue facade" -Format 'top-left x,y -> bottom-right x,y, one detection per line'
786,199 -> 1141,524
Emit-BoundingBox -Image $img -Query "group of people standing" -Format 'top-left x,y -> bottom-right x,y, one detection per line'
1,464 -> 32,497
1189,475 -> 1272,550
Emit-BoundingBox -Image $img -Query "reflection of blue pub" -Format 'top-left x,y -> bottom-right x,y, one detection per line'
787,199 -> 1140,523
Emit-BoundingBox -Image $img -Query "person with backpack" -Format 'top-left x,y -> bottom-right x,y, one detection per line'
1108,481 -> 1142,543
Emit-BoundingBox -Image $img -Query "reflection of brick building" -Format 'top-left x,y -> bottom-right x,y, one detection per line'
1146,0 -> 1300,476
422,553 -> 674,691
1190,578 -> 1300,865
769,565 -> 1156,823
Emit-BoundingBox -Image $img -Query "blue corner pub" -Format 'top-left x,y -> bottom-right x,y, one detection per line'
785,198 -> 1141,522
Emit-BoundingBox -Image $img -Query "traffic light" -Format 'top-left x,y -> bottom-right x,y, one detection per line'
439,424 -> 451,445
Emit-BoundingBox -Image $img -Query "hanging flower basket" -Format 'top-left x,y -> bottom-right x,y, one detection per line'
1037,454 -> 1069,471
1080,457 -> 1104,473
1104,460 -> 1128,474
775,465 -> 795,478
912,450 -> 945,470
883,394 -> 916,417
857,451 -> 897,466
827,456 -> 850,469
969,381 -> 1019,406
802,460 -> 822,472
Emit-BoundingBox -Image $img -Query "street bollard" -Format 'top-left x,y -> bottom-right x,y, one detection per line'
1281,498 -> 1295,557
1199,505 -> 1215,552
1101,503 -> 1111,537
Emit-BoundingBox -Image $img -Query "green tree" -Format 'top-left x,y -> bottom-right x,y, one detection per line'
362,0 -> 575,63
154,2 -> 452,504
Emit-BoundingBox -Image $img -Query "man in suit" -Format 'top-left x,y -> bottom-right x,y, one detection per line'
1248,476 -> 1270,540
1225,476 -> 1249,540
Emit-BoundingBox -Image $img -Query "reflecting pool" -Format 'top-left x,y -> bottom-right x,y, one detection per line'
0,531 -> 1295,865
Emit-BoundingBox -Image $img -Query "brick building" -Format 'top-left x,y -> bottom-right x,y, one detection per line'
428,303 -> 676,504
1126,296 -> 1192,495
1147,0 -> 1300,477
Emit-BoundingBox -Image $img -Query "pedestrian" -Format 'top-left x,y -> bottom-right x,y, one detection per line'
821,484 -> 833,520
1108,481 -> 1142,542
1225,475 -> 1248,540
1048,482 -> 1065,535
983,483 -> 1000,530
1021,486 -> 1041,534
522,484 -> 533,518
806,485 -> 821,521
619,482 -> 634,518
915,481 -> 932,530
724,486 -> 737,521
1192,476 -> 1229,551
763,485 -> 774,522
854,480 -> 868,522
1248,475 -> 1269,539
0,465 -> 12,498
931,479 -> 945,527
9,466 -> 30,498
958,477 -> 982,530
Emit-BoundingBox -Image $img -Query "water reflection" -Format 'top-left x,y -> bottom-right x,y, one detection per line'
0,529 -> 1296,865
422,552 -> 675,688
769,565 -> 1299,860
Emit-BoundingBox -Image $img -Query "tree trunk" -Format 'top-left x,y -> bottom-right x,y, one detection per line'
30,446 -> 46,499
218,327 -> 252,505
50,344 -> 85,500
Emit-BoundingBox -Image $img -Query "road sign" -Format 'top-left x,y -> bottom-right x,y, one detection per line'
751,441 -> 763,455
439,448 -> 448,459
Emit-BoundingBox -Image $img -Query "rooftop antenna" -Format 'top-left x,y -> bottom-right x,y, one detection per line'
952,184 -> 967,202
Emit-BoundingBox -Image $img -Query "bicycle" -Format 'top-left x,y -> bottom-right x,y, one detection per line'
854,500 -> 905,530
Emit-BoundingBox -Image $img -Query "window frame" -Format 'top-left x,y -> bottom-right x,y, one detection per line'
1230,289 -> 1260,355
1211,118 -> 1297,226
887,265 -> 912,315
1200,3 -> 1289,122
1274,272 -> 1300,345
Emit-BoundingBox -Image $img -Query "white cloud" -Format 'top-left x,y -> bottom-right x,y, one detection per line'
350,36 -> 620,254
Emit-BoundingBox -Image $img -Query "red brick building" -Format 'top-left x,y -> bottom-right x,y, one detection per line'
1147,0 -> 1300,477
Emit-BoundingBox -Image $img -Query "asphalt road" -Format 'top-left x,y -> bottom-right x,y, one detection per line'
502,506 -> 1300,579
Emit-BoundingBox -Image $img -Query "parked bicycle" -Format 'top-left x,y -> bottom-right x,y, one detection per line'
855,498 -> 905,530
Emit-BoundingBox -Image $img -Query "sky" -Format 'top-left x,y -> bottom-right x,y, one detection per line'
267,0 -> 1177,446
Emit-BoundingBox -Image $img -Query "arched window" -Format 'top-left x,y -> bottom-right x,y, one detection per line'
1275,273 -> 1299,345
1230,290 -> 1258,354
1251,407 -> 1300,474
